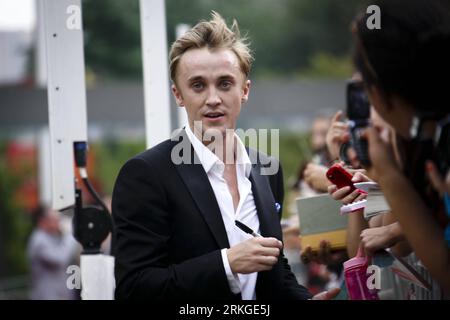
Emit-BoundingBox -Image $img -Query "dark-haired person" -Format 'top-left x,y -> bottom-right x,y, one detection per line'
350,0 -> 450,295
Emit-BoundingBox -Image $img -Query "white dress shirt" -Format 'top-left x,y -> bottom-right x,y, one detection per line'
185,126 -> 260,300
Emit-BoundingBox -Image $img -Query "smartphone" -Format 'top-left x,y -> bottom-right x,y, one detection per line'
346,80 -> 371,166
326,163 -> 357,192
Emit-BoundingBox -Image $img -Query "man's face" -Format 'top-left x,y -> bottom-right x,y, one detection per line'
172,47 -> 250,139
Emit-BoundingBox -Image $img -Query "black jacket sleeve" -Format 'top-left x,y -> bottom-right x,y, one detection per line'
112,157 -> 233,300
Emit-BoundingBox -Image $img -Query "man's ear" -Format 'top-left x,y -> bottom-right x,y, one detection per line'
171,84 -> 184,107
241,79 -> 251,104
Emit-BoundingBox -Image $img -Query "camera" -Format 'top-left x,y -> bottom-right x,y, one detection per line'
340,79 -> 371,167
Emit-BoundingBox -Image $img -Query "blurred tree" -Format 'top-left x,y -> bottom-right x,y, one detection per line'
299,53 -> 353,79
0,142 -> 32,278
82,0 -> 369,80
276,0 -> 369,75
92,139 -> 146,196
83,0 -> 142,79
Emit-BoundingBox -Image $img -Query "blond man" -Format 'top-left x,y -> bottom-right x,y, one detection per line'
112,12 -> 338,301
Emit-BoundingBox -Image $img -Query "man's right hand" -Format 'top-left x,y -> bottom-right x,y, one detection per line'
227,237 -> 282,274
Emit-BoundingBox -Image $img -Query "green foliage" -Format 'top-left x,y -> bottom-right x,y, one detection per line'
277,132 -> 312,217
82,0 -> 142,79
81,0 -> 370,80
298,53 -> 353,79
0,142 -> 32,278
90,139 -> 146,196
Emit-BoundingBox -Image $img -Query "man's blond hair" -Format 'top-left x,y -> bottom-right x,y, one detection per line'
169,11 -> 253,83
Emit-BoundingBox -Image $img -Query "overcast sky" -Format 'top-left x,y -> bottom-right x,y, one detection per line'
0,0 -> 35,31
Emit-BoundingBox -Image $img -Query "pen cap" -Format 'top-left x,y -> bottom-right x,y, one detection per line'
343,246 -> 369,270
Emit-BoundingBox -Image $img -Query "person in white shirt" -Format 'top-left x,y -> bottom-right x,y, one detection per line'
27,205 -> 79,300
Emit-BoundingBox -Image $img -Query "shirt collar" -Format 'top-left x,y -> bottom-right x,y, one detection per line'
184,125 -> 252,177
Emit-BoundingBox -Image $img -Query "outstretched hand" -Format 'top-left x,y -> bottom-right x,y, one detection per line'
301,240 -> 333,265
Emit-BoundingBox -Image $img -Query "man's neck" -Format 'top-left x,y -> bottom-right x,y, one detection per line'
205,132 -> 237,165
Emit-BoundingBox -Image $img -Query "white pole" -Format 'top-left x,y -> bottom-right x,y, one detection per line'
139,0 -> 172,149
80,255 -> 115,300
43,0 -> 87,211
37,127 -> 51,207
42,0 -> 115,300
35,0 -> 47,88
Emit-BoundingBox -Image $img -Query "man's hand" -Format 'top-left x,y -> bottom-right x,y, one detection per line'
227,237 -> 282,274
312,287 -> 341,300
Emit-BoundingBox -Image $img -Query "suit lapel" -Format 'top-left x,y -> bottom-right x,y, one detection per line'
249,164 -> 282,240
173,132 -> 230,249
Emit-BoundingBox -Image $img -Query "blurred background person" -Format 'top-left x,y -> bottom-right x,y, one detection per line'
296,114 -> 334,198
27,205 -> 79,300
283,114 -> 345,294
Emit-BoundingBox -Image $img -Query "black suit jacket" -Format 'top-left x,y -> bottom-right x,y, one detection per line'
111,130 -> 312,300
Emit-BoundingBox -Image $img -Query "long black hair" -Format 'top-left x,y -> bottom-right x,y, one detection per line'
354,0 -> 450,119
353,0 -> 450,213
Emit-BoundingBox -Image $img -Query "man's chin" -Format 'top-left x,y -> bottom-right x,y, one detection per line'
191,121 -> 235,137
203,123 -> 233,133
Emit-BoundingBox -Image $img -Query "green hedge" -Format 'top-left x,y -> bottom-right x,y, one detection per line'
0,142 -> 32,278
